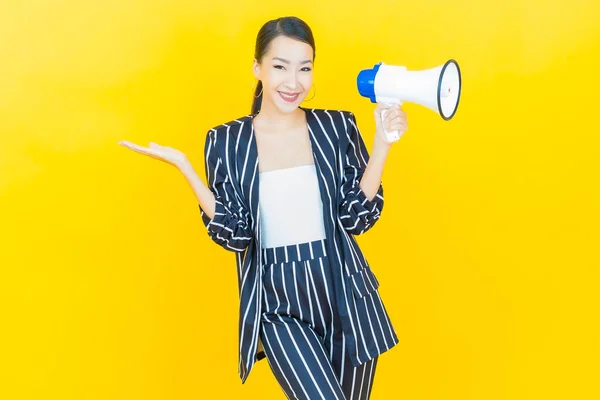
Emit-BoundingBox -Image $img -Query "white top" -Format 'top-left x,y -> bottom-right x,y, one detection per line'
259,164 -> 326,249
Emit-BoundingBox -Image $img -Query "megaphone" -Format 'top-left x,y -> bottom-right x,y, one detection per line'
357,59 -> 462,142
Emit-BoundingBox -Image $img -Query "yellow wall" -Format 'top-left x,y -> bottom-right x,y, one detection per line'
1,1 -> 599,399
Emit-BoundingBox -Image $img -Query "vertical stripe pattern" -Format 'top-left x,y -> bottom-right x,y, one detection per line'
199,107 -> 399,384
261,238 -> 378,400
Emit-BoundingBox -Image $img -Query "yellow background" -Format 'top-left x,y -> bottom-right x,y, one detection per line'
1,0 -> 599,399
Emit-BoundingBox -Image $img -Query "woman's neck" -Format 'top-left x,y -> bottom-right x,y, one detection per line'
255,102 -> 305,132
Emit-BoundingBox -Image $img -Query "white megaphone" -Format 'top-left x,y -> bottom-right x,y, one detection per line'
357,59 -> 462,142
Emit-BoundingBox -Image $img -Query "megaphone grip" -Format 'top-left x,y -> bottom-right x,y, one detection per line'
381,106 -> 401,143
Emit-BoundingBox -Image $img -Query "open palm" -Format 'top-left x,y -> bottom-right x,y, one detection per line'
118,140 -> 188,168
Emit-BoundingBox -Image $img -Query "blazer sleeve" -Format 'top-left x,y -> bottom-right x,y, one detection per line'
338,112 -> 385,235
198,129 -> 253,252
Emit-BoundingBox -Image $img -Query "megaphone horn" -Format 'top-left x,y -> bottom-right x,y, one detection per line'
357,59 -> 462,142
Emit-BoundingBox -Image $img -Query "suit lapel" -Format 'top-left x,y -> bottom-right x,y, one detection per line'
303,107 -> 331,216
236,116 -> 260,233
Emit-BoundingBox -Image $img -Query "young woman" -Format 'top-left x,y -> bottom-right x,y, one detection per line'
120,16 -> 407,400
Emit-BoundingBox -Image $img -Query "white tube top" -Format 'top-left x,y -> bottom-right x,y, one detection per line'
258,164 -> 326,249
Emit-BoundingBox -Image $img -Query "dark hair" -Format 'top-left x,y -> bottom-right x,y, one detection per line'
252,16 -> 316,114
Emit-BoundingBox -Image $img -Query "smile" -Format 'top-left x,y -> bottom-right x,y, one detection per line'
278,91 -> 301,102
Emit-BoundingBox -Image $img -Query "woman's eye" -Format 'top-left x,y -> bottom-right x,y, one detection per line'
301,67 -> 312,72
274,65 -> 285,70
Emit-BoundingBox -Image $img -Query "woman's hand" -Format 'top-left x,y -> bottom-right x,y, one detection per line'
118,140 -> 190,169
374,103 -> 408,145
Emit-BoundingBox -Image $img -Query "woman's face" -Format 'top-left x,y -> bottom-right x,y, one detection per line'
253,35 -> 314,114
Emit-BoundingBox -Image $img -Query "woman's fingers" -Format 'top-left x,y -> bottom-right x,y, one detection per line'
386,115 -> 407,127
384,108 -> 405,120
118,140 -> 188,169
379,105 -> 405,122
383,108 -> 408,133
374,103 -> 409,143
383,115 -> 406,130
119,140 -> 148,153
118,140 -> 144,152
119,140 -> 162,158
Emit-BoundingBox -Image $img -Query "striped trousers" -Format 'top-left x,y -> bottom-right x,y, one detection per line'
260,238 -> 378,400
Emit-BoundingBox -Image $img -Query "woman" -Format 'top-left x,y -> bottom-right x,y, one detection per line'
120,16 -> 407,400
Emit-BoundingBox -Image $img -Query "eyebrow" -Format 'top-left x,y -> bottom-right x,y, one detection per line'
272,57 -> 313,65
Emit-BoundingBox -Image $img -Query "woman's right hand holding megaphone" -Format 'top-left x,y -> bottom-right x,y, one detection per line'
374,102 -> 408,145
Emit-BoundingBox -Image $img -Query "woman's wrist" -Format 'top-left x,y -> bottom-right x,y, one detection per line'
372,134 -> 392,159
177,159 -> 195,175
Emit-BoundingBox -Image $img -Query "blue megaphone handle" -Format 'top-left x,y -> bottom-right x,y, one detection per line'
357,62 -> 382,103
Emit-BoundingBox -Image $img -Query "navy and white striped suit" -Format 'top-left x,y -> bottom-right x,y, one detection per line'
199,107 -> 399,389
260,237 -> 379,399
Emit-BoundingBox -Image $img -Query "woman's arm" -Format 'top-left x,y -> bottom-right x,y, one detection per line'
194,129 -> 253,253
339,112 -> 386,235
338,106 -> 406,235
179,160 -> 217,219
118,133 -> 252,252
357,131 -> 392,202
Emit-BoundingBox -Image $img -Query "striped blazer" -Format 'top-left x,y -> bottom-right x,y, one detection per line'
199,107 -> 399,383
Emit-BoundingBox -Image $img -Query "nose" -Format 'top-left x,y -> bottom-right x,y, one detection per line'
284,71 -> 299,91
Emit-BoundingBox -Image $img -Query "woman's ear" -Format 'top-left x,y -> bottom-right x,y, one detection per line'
252,59 -> 260,80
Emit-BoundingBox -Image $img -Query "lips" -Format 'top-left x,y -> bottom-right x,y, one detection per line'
278,91 -> 300,103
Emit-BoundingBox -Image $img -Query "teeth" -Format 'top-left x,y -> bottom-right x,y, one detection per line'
280,92 -> 298,98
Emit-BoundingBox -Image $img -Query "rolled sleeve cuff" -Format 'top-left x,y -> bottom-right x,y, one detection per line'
353,183 -> 384,212
199,198 -> 226,231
